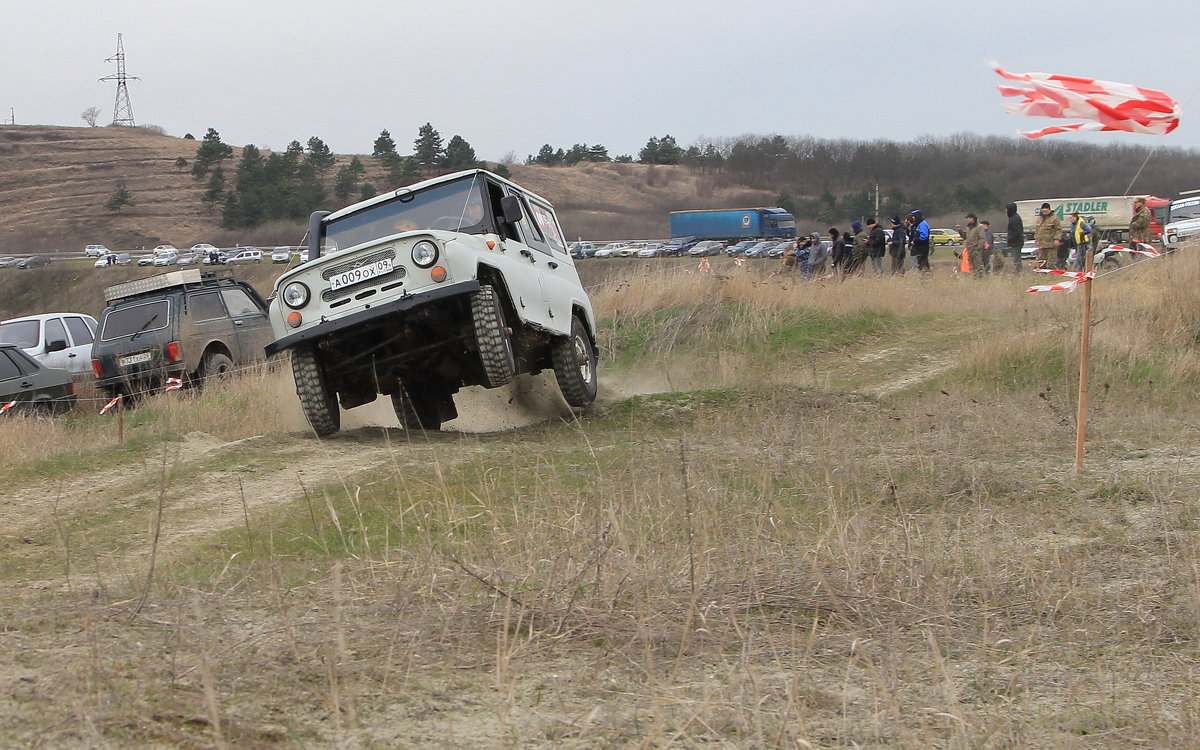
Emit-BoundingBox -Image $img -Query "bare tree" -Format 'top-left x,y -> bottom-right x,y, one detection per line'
81,107 -> 101,127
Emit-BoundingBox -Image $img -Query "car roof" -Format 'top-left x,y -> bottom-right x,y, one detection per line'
1,312 -> 97,324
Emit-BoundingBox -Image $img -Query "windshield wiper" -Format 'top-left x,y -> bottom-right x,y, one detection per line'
129,313 -> 160,341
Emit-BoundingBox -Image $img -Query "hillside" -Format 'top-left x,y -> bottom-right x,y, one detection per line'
0,125 -> 775,253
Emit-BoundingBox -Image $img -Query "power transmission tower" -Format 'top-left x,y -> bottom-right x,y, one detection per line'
99,33 -> 138,126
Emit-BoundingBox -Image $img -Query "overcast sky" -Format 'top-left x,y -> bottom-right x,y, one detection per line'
8,0 -> 1200,161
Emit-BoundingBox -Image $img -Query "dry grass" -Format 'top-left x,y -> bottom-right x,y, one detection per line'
2,250 -> 1200,748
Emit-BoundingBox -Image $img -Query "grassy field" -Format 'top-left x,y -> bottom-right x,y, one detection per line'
2,251 -> 1199,748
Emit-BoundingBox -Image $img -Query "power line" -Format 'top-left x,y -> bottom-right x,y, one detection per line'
99,33 -> 139,126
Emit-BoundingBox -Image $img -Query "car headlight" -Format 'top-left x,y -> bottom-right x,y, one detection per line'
411,240 -> 439,268
282,281 -> 310,309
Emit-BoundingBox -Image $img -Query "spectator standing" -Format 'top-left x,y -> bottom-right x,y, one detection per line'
829,228 -> 846,276
846,220 -> 868,276
888,216 -> 906,275
807,232 -> 828,277
1005,202 -> 1025,274
1033,202 -> 1062,268
1129,197 -> 1152,246
982,220 -> 1001,273
910,209 -> 932,273
960,213 -> 987,277
866,218 -> 887,275
1070,211 -> 1093,272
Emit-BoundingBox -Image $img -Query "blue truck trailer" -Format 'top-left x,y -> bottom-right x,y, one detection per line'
668,207 -> 796,241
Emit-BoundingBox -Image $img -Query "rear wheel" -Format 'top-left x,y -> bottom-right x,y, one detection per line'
551,315 -> 598,407
198,352 -> 233,387
291,345 -> 340,436
472,285 -> 516,388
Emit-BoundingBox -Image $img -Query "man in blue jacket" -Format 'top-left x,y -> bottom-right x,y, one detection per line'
910,209 -> 931,273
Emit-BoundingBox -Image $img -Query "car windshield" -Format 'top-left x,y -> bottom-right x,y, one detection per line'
0,320 -> 40,348
324,175 -> 488,253
101,300 -> 170,341
1171,199 -> 1200,222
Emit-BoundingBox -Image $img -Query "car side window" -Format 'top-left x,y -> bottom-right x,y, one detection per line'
44,317 -> 68,346
64,317 -> 94,346
526,200 -> 567,255
189,292 -> 227,322
221,288 -> 262,317
0,351 -> 23,380
512,195 -> 556,257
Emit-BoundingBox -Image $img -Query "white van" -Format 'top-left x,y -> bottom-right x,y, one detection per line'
0,313 -> 99,376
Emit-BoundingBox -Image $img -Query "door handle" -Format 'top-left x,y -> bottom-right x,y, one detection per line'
68,353 -> 77,358
547,261 -> 559,269
519,249 -> 534,260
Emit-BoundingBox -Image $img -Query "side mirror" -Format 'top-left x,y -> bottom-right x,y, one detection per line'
307,210 -> 332,262
46,339 -> 68,353
499,195 -> 523,225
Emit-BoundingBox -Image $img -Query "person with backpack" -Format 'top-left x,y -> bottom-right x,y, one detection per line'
846,221 -> 868,276
909,209 -> 932,273
866,217 -> 887,275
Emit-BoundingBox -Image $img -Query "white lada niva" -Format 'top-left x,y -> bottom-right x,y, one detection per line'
266,169 -> 598,436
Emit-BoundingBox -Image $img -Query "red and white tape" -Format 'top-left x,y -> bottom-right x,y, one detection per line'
1027,268 -> 1095,293
99,397 -> 120,415
1106,242 -> 1161,258
698,258 -> 712,273
0,400 -> 16,413
164,377 -> 183,392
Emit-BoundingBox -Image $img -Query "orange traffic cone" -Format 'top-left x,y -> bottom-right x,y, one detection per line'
958,249 -> 971,274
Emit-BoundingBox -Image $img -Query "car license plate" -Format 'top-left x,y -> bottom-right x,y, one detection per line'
329,257 -> 393,291
119,352 -> 153,367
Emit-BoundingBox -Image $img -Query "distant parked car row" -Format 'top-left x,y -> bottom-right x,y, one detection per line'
90,243 -> 295,270
569,236 -> 813,260
0,255 -> 53,269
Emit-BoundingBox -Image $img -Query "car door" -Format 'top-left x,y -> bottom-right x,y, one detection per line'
59,315 -> 97,374
0,348 -> 27,404
508,193 -> 584,335
186,290 -> 240,363
220,286 -> 272,363
40,316 -> 77,372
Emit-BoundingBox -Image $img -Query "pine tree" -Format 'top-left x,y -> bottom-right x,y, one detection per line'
191,128 -> 233,180
306,136 -> 336,172
444,135 -> 477,170
202,166 -> 225,213
413,123 -> 445,172
105,182 -> 134,211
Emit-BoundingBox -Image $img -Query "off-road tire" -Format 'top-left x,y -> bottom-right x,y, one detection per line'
291,345 -> 340,437
391,385 -> 444,431
198,352 -> 234,387
471,285 -> 516,388
551,315 -> 598,407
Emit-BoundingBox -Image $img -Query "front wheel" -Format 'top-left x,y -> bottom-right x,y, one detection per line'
551,316 -> 598,408
472,285 -> 516,388
290,345 -> 340,437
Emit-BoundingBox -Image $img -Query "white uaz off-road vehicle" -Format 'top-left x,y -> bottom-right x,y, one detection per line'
266,169 -> 598,436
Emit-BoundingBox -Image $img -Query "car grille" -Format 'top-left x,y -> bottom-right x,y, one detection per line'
320,247 -> 406,302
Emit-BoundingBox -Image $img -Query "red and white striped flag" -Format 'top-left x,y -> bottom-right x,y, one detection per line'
1027,268 -> 1095,293
992,63 -> 1180,139
0,400 -> 16,413
164,377 -> 184,392
100,396 -> 120,414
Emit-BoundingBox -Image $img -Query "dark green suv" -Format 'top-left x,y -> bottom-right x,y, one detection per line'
91,269 -> 273,401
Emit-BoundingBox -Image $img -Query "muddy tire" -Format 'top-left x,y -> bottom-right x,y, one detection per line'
290,345 -> 340,437
551,315 -> 598,407
390,385 -> 446,431
198,352 -> 233,387
472,285 -> 516,388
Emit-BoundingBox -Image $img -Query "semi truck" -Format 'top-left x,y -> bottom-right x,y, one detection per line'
1013,195 -> 1169,242
668,207 -> 796,241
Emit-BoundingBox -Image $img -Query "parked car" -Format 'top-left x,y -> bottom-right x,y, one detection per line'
568,242 -> 596,259
744,241 -> 777,258
663,236 -> 698,256
202,251 -> 230,265
17,255 -> 51,269
725,240 -> 758,256
689,240 -> 726,257
637,243 -> 666,258
174,252 -> 200,266
767,241 -> 790,258
91,269 -> 273,402
930,228 -> 959,246
84,244 -> 111,258
153,249 -> 180,266
94,253 -> 133,268
0,257 -> 19,268
271,246 -> 293,263
227,248 -> 264,264
191,243 -> 219,256
593,242 -> 628,258
136,254 -> 156,266
0,344 -> 76,414
0,312 -> 99,376
619,242 -> 645,258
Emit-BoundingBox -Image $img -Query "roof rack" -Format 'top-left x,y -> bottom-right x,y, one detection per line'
103,268 -> 236,304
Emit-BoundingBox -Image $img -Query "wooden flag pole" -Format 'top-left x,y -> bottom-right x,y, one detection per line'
1074,246 -> 1095,474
